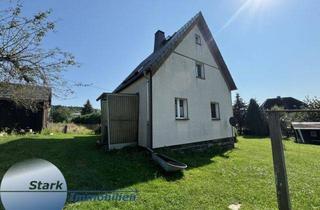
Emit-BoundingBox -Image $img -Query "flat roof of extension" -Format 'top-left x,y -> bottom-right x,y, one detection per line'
292,122 -> 320,130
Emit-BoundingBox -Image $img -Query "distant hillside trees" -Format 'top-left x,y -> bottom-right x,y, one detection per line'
232,93 -> 247,135
81,100 -> 94,115
50,101 -> 100,124
51,106 -> 71,123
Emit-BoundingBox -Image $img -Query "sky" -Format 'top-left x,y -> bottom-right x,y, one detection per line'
5,0 -> 320,108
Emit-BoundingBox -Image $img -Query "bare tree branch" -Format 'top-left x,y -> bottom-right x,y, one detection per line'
0,1 -> 77,106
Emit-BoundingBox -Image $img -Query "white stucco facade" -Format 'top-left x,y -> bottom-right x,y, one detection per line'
114,24 -> 234,148
152,25 -> 233,148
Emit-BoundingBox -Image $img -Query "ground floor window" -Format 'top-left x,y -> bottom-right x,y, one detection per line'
175,98 -> 188,119
211,102 -> 220,120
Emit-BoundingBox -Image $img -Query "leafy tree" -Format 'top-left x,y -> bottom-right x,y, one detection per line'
0,1 -> 76,107
50,106 -> 71,123
245,99 -> 268,136
280,96 -> 320,124
81,100 -> 94,115
233,93 -> 247,135
302,96 -> 320,121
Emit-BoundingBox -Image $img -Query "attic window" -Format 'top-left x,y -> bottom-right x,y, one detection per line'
196,62 -> 205,79
195,34 -> 201,45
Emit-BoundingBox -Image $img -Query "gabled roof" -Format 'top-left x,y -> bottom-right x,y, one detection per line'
261,97 -> 306,110
113,12 -> 237,93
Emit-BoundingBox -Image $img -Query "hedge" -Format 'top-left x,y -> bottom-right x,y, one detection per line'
71,113 -> 101,124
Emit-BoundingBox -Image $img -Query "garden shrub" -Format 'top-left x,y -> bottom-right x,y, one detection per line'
71,113 -> 101,124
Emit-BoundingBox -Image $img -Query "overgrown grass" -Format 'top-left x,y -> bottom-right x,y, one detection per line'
0,135 -> 319,209
43,123 -> 98,135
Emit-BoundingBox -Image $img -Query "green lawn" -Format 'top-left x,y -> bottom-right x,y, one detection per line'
0,135 -> 320,209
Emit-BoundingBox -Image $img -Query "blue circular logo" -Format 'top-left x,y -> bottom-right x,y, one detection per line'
0,159 -> 67,210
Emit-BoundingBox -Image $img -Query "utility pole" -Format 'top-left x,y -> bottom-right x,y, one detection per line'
268,111 -> 291,210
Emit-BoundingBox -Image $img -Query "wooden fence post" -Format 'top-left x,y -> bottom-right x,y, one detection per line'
268,111 -> 291,210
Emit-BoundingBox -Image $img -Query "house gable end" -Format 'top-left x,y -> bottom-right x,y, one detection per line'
174,24 -> 219,70
150,14 -> 236,91
113,12 -> 236,93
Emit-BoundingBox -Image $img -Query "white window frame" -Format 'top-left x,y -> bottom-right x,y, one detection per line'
195,33 -> 201,45
210,102 -> 220,120
175,98 -> 188,120
195,62 -> 205,79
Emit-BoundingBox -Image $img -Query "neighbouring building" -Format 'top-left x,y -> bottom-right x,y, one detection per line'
97,12 -> 237,149
292,122 -> 320,144
261,96 -> 306,110
0,84 -> 51,132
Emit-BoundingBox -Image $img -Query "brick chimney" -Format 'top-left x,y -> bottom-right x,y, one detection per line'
154,30 -> 165,52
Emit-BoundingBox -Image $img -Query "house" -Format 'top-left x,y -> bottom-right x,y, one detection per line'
261,96 -> 306,110
292,122 -> 320,144
97,12 -> 237,150
0,83 -> 51,132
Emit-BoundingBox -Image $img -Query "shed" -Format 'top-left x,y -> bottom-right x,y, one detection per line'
292,122 -> 320,144
0,83 -> 51,132
97,93 -> 139,150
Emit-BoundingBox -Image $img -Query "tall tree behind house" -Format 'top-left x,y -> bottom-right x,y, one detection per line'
81,100 -> 94,115
245,99 -> 269,136
233,93 -> 247,135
